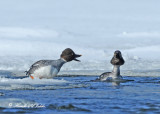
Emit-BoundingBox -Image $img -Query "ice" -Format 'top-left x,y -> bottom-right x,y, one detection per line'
119,31 -> 160,38
0,27 -> 59,39
0,0 -> 159,75
0,77 -> 68,90
0,76 -> 90,90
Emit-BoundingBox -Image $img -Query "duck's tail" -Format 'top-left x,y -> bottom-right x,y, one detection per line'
24,70 -> 29,76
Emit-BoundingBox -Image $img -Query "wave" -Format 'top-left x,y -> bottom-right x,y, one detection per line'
0,98 -> 45,108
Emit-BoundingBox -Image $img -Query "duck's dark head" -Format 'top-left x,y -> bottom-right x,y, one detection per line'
60,48 -> 82,62
110,50 -> 125,65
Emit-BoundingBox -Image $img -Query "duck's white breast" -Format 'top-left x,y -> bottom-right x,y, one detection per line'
32,65 -> 59,79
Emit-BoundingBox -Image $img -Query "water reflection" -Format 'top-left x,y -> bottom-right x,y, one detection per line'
109,79 -> 134,88
112,81 -> 121,86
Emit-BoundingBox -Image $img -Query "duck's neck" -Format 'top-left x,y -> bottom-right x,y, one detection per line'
111,65 -> 120,78
59,58 -> 67,65
54,58 -> 67,71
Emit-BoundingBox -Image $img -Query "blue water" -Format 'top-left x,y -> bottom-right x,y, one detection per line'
0,74 -> 160,114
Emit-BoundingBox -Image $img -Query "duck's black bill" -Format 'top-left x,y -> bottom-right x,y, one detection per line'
74,54 -> 82,62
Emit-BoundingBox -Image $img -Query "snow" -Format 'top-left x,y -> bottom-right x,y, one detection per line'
0,0 -> 159,74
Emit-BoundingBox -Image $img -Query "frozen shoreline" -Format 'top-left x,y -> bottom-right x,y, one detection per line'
1,69 -> 160,77
0,0 -> 159,77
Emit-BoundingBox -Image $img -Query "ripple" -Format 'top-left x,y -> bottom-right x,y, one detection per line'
47,104 -> 91,112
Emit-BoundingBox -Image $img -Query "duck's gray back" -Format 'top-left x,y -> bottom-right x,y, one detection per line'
98,72 -> 112,81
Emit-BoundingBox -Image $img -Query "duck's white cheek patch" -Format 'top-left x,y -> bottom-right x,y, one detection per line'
32,66 -> 59,78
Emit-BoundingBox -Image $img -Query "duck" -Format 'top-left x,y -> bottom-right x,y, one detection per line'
25,48 -> 81,79
98,50 -> 125,81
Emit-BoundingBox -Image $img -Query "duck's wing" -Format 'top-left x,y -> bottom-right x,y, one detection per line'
98,72 -> 111,81
26,60 -> 52,76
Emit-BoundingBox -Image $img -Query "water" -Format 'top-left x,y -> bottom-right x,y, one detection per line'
0,72 -> 160,114
0,0 -> 160,113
